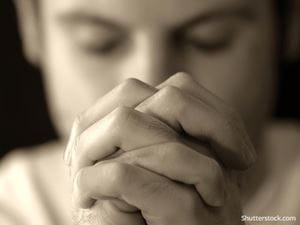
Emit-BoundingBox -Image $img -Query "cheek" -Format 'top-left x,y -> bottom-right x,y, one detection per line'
185,23 -> 278,139
41,24 -> 124,137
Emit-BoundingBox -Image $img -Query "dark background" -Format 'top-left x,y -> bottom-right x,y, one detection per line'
1,0 -> 299,158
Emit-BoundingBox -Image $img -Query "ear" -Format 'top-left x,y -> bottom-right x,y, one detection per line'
284,0 -> 300,62
14,0 -> 41,65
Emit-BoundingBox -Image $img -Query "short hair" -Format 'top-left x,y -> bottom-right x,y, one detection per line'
32,0 -> 288,18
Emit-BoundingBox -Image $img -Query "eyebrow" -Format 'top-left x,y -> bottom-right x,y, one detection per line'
57,3 -> 255,31
176,4 -> 256,31
57,11 -> 125,31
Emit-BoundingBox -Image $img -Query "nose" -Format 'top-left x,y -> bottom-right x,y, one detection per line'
118,31 -> 181,86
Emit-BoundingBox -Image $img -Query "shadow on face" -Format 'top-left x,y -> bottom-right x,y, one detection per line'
21,0 -> 279,140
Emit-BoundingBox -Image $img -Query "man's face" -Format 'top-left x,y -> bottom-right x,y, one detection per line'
39,0 -> 278,141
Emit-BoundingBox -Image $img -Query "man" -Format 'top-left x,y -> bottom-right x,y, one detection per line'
0,0 -> 300,224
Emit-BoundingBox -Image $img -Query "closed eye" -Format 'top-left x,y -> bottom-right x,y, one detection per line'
179,19 -> 239,53
69,24 -> 126,55
58,13 -> 126,55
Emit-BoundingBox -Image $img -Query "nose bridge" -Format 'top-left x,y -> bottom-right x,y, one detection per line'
121,31 -> 179,85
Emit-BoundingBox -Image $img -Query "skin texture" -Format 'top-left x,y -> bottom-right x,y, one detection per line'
18,0 -> 282,224
39,0 -> 278,140
66,73 -> 255,224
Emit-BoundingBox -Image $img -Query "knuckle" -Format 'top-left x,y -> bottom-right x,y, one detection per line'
159,86 -> 189,118
72,135 -> 82,157
73,168 -> 95,209
144,179 -> 170,198
74,168 -> 90,200
162,142 -> 185,160
146,120 -> 180,141
119,78 -> 143,92
158,143 -> 173,162
73,111 -> 87,131
170,72 -> 194,87
111,106 -> 134,125
159,85 -> 183,103
74,168 -> 86,191
135,100 -> 150,113
73,128 -> 92,159
104,162 -> 131,187
217,109 -> 244,145
70,131 -> 88,163
161,85 -> 181,97
212,108 -> 237,136
114,106 -> 132,119
114,105 -> 131,116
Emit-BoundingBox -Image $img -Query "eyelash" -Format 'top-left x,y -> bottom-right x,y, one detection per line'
97,41 -> 120,54
81,34 -> 234,56
82,39 -> 123,55
186,37 -> 233,53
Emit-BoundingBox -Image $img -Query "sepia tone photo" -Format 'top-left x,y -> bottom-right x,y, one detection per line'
1,0 -> 300,224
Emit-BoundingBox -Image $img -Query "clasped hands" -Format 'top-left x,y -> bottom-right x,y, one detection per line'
64,72 -> 256,225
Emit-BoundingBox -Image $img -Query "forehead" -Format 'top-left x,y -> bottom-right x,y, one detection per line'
41,0 -> 272,27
